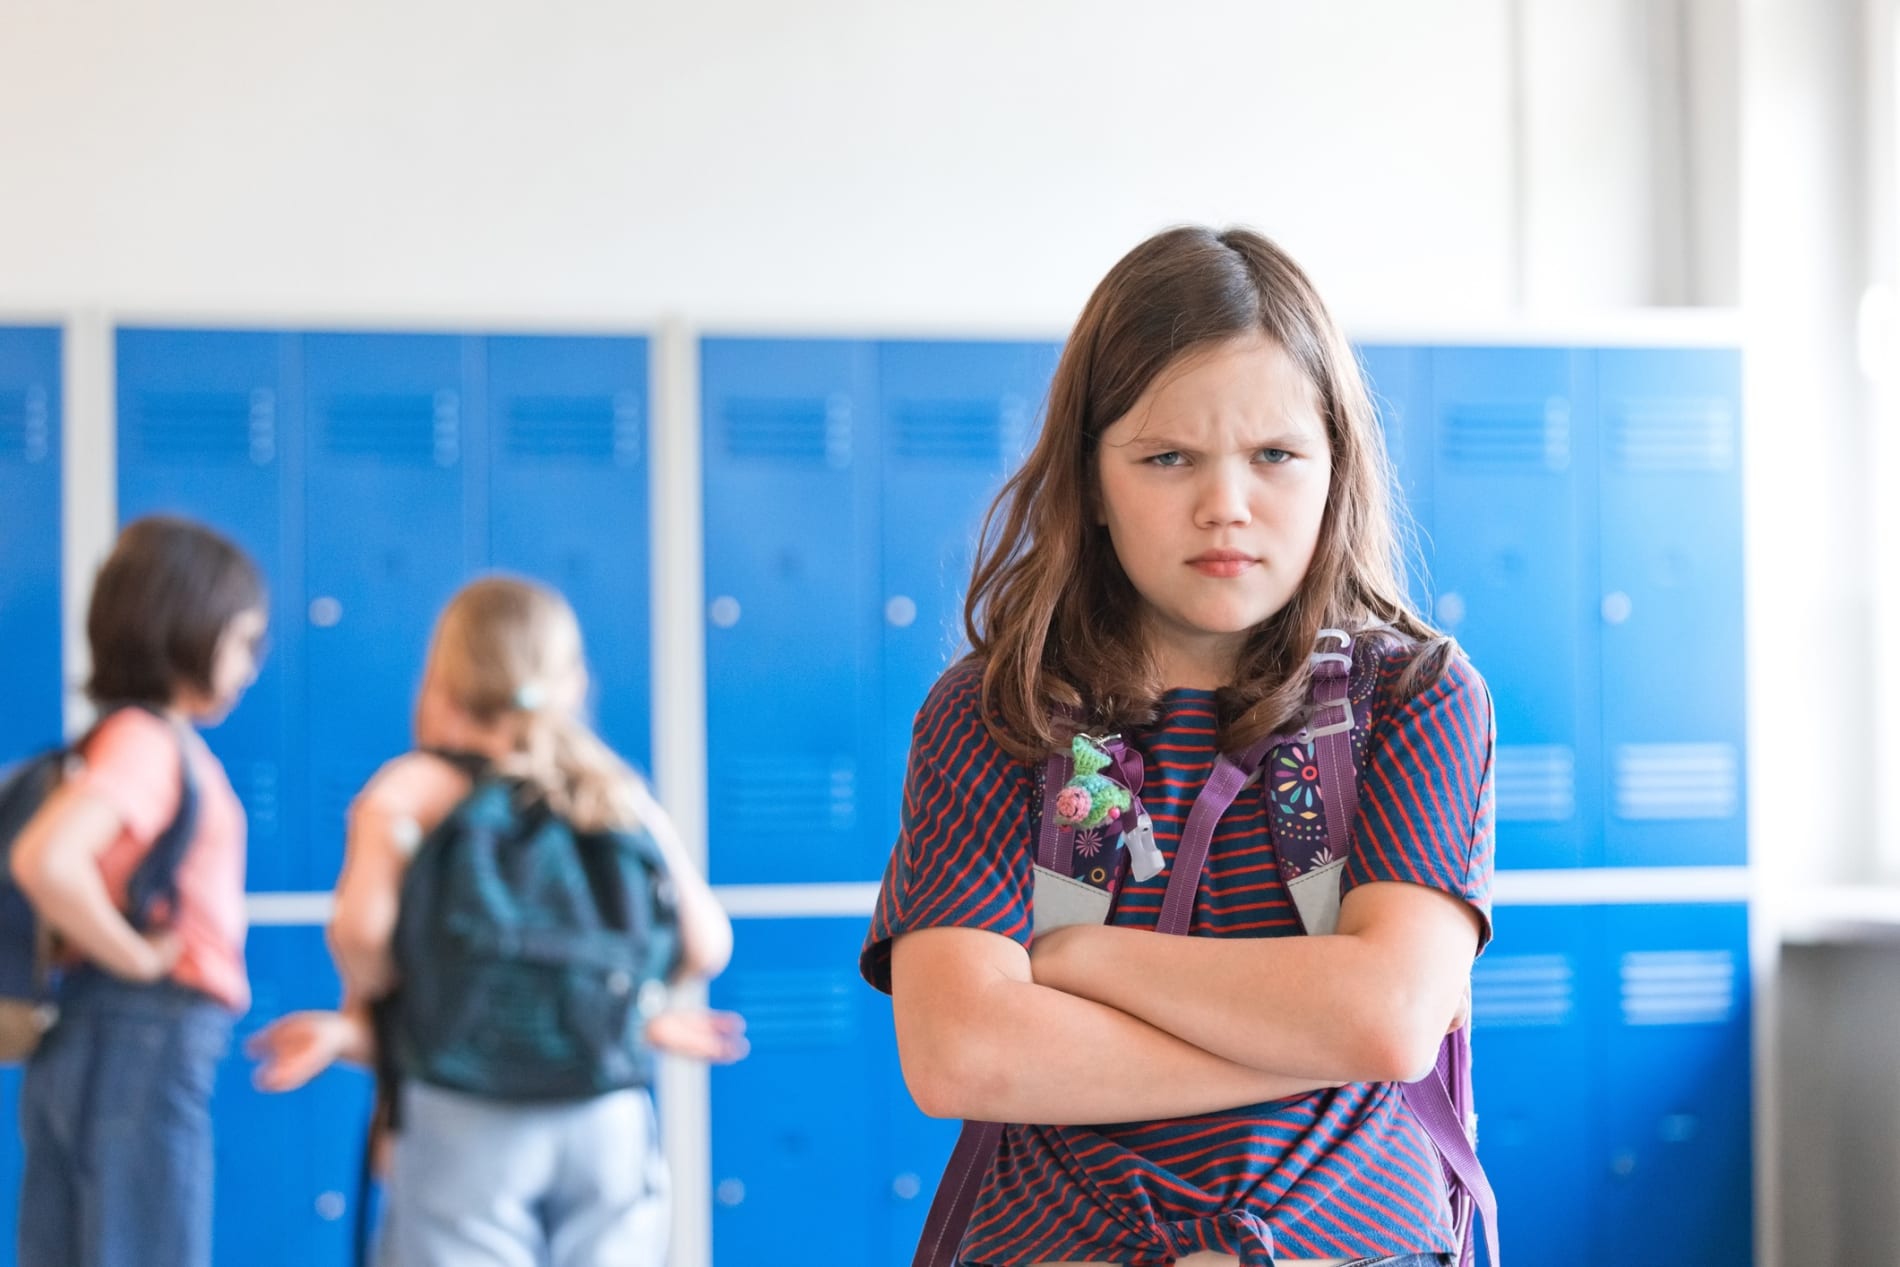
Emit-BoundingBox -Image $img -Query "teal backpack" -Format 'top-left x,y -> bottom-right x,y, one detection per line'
382,754 -> 682,1101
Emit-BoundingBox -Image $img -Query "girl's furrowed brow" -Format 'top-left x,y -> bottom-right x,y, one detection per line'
1121,431 -> 1193,451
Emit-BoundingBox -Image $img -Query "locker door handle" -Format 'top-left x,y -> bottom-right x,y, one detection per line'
715,1178 -> 745,1206
309,597 -> 343,628
885,596 -> 917,628
315,1191 -> 347,1221
709,596 -> 742,628
1601,591 -> 1633,625
892,1172 -> 922,1200
1434,592 -> 1466,628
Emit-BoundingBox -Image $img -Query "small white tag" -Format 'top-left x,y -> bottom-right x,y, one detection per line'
1286,858 -> 1346,935
1123,811 -> 1164,882
1032,864 -> 1113,934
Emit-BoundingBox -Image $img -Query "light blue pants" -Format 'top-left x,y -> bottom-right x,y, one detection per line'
381,1081 -> 669,1267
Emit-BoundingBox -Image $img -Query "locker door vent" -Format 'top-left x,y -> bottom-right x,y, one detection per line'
504,393 -> 641,466
124,390 -> 275,465
1442,402 -> 1570,471
1472,953 -> 1574,1028
722,755 -> 857,836
721,396 -> 852,468
320,391 -> 458,467
0,386 -> 51,463
1613,743 -> 1738,820
727,969 -> 856,1047
1608,401 -> 1734,473
1494,745 -> 1576,822
318,767 -> 360,845
892,397 -> 1028,464
1619,949 -> 1736,1026
239,760 -> 280,840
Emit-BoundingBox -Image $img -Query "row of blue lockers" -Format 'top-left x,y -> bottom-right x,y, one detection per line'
2,327 -> 656,891
0,326 -> 1745,887
0,902 -> 1753,1267
700,338 -> 1746,881
0,324 -> 1753,1263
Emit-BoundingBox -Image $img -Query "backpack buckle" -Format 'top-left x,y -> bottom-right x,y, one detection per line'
1310,628 -> 1353,675
1301,694 -> 1355,741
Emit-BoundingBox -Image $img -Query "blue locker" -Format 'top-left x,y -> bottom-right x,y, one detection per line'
301,334 -> 479,888
0,326 -> 61,767
1600,903 -> 1752,1264
213,925 -> 375,1266
486,336 -> 653,775
117,330 -> 305,890
709,917 -> 883,1267
1429,348 -> 1599,869
876,340 -> 1060,851
1471,905 -> 1605,1267
874,340 -> 1057,1261
1596,351 -> 1746,867
701,340 -> 879,884
0,1067 -> 21,1267
1352,343 -> 1434,610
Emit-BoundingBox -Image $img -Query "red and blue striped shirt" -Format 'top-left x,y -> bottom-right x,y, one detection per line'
862,637 -> 1496,1265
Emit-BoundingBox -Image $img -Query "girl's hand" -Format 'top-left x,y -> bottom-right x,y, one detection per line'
644,1008 -> 749,1064
246,1010 -> 372,1092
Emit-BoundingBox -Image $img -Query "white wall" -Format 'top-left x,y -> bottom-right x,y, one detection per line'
0,0 -> 1623,328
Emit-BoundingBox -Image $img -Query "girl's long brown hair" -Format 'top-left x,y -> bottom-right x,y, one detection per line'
965,225 -> 1449,762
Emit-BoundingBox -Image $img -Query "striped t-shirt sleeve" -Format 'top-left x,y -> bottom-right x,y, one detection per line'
861,667 -> 1036,994
1342,652 -> 1497,948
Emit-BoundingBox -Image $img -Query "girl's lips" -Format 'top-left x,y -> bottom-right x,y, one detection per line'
1189,556 -> 1256,578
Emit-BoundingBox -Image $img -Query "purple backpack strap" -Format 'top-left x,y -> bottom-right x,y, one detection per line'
1037,747 -> 1073,872
912,1119 -> 1005,1267
1400,1030 -> 1499,1267
1268,629 -> 1499,1267
1155,738 -> 1275,936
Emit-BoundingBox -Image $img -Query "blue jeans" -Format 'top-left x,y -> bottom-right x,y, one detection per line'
17,971 -> 232,1267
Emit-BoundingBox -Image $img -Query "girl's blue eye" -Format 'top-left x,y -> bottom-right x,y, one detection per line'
1258,448 -> 1293,465
1148,451 -> 1187,468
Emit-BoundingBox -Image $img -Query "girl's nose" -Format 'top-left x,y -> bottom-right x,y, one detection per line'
1194,463 -> 1253,528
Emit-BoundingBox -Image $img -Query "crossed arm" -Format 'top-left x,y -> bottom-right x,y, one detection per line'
889,879 -> 1480,1126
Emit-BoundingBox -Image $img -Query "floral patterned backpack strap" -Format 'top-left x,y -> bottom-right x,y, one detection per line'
1262,628 -> 1378,935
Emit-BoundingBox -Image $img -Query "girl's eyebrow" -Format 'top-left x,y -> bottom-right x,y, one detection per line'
1124,428 -> 1318,450
1255,428 -> 1323,447
1122,431 -> 1193,450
